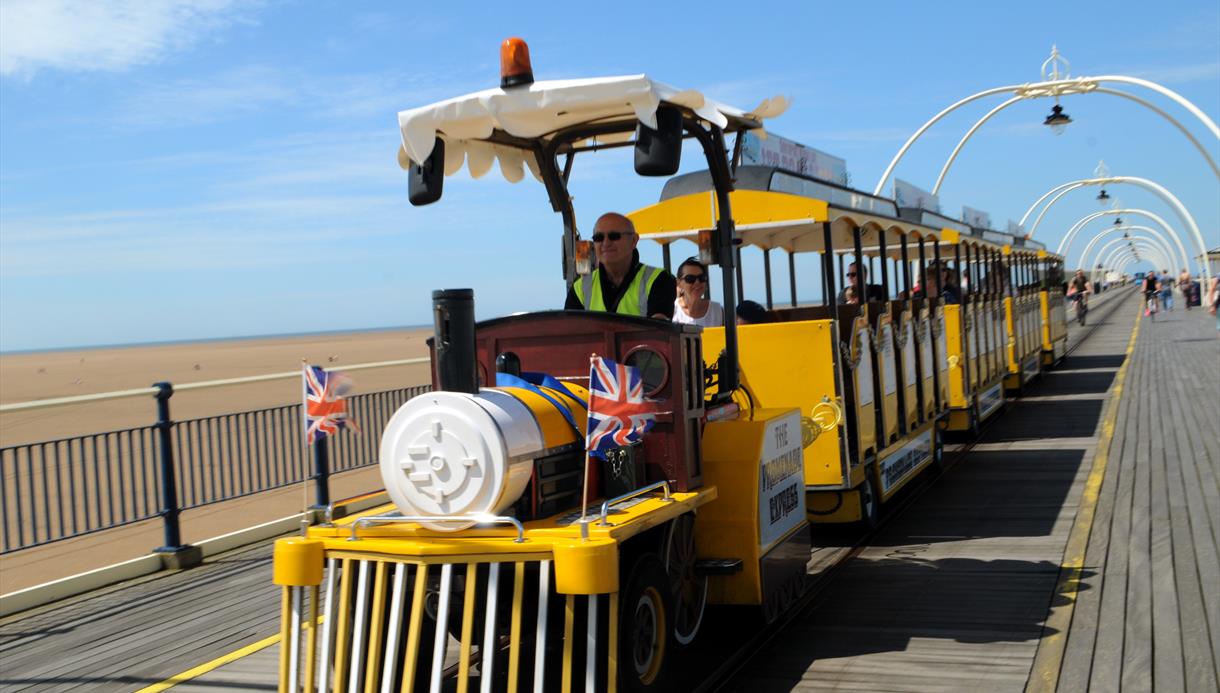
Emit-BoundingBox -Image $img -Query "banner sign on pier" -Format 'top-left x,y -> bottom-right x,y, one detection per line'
742,131 -> 848,185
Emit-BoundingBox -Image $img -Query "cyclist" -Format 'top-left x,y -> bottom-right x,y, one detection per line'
1142,271 -> 1161,316
1067,269 -> 1091,323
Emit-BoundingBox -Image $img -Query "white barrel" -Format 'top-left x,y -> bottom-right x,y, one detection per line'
379,389 -> 544,530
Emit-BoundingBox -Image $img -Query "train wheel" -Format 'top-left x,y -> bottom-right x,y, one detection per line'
664,513 -> 706,647
620,554 -> 672,691
859,474 -> 880,529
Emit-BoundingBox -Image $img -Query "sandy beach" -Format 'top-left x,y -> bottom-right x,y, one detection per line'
0,327 -> 434,592
0,327 -> 435,447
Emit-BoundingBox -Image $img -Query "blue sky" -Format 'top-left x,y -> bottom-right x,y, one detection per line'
1,0 -> 1217,352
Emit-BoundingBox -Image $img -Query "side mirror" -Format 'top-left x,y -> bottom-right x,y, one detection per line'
408,137 -> 445,206
634,106 -> 682,176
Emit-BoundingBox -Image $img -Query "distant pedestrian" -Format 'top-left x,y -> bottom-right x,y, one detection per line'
1177,270 -> 1193,311
1160,269 -> 1175,311
1208,275 -> 1219,333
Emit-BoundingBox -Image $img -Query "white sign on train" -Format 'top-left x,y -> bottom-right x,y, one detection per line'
741,131 -> 848,185
758,410 -> 805,552
893,178 -> 940,213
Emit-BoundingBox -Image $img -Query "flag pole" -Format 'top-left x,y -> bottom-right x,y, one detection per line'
300,359 -> 311,537
579,354 -> 596,534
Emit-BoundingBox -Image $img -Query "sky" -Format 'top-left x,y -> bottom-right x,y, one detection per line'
1,0 -> 1217,352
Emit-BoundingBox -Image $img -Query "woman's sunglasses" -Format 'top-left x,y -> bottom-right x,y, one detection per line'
680,273 -> 707,284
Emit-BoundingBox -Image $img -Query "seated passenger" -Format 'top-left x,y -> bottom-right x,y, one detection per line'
837,263 -> 885,303
672,257 -> 724,327
564,212 -> 677,319
918,261 -> 961,304
736,300 -> 771,325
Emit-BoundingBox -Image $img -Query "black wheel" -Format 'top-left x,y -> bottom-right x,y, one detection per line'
859,473 -> 880,529
663,513 -> 706,647
619,554 -> 672,692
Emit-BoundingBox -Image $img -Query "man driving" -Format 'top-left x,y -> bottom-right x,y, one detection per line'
565,212 -> 677,319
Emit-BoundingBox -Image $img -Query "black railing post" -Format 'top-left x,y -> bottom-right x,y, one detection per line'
312,437 -> 331,508
152,382 -> 201,568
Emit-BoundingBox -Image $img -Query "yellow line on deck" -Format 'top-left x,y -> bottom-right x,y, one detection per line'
134,633 -> 281,693
1025,304 -> 1142,693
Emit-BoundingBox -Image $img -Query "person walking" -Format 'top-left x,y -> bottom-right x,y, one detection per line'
1177,269 -> 1193,310
1208,275 -> 1219,333
1160,269 -> 1175,311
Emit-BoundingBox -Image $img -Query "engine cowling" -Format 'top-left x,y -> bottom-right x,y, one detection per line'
379,386 -> 584,530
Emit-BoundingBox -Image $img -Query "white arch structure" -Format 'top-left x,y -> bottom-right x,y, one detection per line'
1088,235 -> 1175,276
1103,244 -> 1166,273
1057,209 -> 1195,279
932,88 -> 1220,194
874,70 -> 1220,198
1019,177 -> 1210,283
1105,246 -> 1164,274
1102,241 -> 1165,270
1079,225 -> 1187,273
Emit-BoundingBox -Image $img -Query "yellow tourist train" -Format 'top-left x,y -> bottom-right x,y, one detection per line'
272,38 -> 1070,692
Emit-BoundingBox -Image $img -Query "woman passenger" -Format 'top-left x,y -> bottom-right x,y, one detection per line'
672,257 -> 724,327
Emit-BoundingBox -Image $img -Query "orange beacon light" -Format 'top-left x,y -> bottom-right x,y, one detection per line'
500,37 -> 534,88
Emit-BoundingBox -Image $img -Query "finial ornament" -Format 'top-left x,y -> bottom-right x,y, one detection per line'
1042,45 -> 1072,82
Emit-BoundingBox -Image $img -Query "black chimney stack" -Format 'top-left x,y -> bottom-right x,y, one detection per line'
432,289 -> 478,394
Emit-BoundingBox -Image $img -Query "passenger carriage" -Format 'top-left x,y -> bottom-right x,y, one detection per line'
627,166 -> 955,527
273,39 -> 809,692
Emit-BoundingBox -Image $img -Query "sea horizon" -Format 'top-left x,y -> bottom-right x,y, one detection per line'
0,323 -> 434,357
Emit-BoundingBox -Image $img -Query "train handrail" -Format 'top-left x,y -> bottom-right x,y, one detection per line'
347,513 -> 527,543
595,481 -> 675,527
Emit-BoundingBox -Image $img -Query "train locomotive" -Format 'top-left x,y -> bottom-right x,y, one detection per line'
272,38 -> 1071,693
274,39 -> 808,693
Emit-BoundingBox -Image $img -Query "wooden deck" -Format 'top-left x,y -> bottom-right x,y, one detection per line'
1053,301 -> 1220,692
725,288 -> 1167,691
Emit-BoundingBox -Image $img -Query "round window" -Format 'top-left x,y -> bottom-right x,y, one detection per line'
624,346 -> 669,397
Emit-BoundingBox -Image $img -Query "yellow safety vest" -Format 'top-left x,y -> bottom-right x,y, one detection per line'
578,265 -> 662,316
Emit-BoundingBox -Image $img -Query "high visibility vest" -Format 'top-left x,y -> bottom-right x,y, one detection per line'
578,264 -> 662,316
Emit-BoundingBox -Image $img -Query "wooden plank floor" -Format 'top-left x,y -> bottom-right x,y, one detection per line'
1056,301 -> 1220,692
727,289 -> 1142,692
0,540 -> 280,692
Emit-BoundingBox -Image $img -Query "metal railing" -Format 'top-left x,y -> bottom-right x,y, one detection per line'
0,380 -> 431,555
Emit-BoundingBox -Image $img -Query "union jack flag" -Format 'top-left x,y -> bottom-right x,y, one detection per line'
586,356 -> 657,459
303,364 -> 359,445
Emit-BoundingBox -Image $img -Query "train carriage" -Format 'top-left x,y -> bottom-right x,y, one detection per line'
627,165 -> 957,527
273,40 -> 809,692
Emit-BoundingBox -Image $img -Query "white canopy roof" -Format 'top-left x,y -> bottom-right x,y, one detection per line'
396,75 -> 788,183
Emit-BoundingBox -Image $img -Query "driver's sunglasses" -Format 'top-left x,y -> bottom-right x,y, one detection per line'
591,231 -> 631,243
846,272 -> 857,277
680,273 -> 707,284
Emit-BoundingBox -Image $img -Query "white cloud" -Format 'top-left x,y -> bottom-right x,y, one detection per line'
0,0 -> 250,77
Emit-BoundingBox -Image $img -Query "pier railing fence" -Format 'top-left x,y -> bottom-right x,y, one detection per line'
0,359 -> 430,555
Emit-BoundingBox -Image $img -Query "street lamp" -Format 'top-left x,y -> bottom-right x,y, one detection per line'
1044,104 -> 1072,134
1097,188 -> 1110,204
